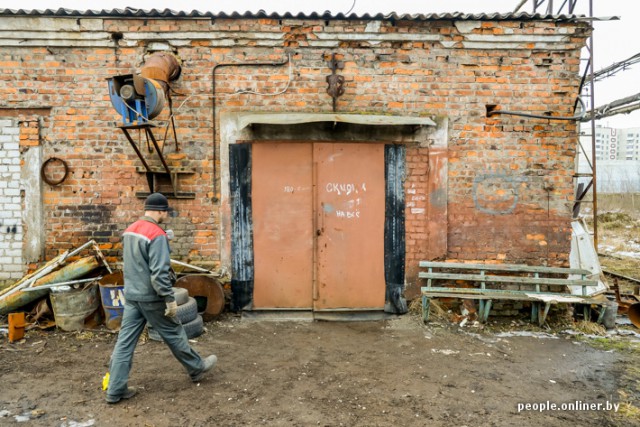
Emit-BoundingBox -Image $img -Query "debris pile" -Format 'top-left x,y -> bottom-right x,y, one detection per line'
0,240 -> 113,334
0,244 -> 228,341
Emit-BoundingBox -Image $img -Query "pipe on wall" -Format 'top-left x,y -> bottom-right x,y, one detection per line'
210,56 -> 290,203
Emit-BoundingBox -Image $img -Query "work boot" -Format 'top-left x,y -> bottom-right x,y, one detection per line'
192,355 -> 217,382
106,387 -> 137,404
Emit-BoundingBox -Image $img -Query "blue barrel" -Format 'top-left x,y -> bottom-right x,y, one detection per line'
99,272 -> 125,330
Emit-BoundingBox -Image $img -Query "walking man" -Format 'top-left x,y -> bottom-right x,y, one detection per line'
106,192 -> 217,404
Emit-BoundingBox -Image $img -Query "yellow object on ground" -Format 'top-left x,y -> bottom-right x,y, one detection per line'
102,372 -> 110,391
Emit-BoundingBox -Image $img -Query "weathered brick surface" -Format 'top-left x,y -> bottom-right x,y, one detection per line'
0,16 -> 589,292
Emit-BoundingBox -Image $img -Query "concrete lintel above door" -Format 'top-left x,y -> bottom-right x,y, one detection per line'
236,112 -> 436,129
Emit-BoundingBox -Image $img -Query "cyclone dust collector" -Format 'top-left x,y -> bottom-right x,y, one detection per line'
106,52 -> 194,199
107,52 -> 181,125
108,74 -> 166,125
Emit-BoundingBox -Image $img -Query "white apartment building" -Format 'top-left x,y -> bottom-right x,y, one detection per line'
578,125 -> 640,192
588,125 -> 640,161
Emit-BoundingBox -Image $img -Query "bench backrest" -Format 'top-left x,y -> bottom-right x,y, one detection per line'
418,261 -> 592,277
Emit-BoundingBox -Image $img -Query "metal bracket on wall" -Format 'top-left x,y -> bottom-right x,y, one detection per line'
326,53 -> 345,112
118,123 -> 195,199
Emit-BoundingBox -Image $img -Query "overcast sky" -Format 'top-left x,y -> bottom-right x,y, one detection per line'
7,0 -> 640,129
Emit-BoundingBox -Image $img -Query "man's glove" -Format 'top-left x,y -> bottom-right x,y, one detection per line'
164,301 -> 178,317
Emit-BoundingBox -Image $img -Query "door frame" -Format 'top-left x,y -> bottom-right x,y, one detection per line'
230,139 -> 406,314
219,112 -> 439,270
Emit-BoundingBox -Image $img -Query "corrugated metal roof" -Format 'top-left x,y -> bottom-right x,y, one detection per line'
0,8 -> 583,21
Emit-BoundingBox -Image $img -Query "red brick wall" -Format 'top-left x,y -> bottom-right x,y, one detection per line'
0,16 -> 589,287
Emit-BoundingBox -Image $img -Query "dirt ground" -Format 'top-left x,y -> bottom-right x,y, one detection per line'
2,209 -> 640,426
1,312 -> 638,427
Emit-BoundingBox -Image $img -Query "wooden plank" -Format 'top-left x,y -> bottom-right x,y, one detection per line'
135,166 -> 195,174
420,287 -> 606,305
421,291 -> 537,302
418,272 -> 599,287
422,286 -> 545,297
418,261 -> 592,276
134,191 -> 195,199
420,291 -> 605,305
525,293 -> 586,303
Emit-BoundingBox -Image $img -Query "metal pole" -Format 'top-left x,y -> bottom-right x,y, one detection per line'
22,277 -> 102,292
67,239 -> 97,259
170,259 -> 215,274
589,0 -> 598,249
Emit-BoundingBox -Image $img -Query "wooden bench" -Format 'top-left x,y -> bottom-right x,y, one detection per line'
419,261 -> 608,326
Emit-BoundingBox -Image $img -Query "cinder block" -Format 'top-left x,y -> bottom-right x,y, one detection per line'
6,248 -> 22,257
1,127 -> 19,135
0,135 -> 16,143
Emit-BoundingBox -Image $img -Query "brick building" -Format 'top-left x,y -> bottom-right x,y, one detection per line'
0,9 -> 589,315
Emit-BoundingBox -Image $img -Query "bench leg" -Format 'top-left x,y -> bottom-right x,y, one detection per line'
481,300 -> 492,323
531,303 -> 539,324
539,302 -> 551,326
422,295 -> 431,323
584,305 -> 590,322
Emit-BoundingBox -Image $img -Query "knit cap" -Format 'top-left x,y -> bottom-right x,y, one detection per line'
144,193 -> 169,211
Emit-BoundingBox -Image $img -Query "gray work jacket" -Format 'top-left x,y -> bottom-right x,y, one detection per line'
122,216 -> 175,303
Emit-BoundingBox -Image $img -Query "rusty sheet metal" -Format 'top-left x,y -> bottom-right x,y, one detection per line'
0,285 -> 48,316
251,142 -> 314,308
426,146 -> 448,259
0,252 -> 67,299
314,143 -> 386,310
0,256 -> 101,315
629,304 -> 640,328
175,275 -> 226,320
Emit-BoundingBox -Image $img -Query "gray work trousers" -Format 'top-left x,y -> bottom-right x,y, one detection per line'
107,299 -> 205,398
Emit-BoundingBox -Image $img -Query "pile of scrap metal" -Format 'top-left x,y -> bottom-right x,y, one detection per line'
607,275 -> 640,328
0,240 -> 112,332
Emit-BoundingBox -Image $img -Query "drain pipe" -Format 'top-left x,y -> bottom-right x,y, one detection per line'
211,56 -> 290,203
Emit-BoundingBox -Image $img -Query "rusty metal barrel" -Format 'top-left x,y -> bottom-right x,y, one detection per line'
50,284 -> 100,331
99,272 -> 125,331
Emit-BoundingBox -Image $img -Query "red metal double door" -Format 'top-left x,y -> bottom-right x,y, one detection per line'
252,142 -> 386,311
